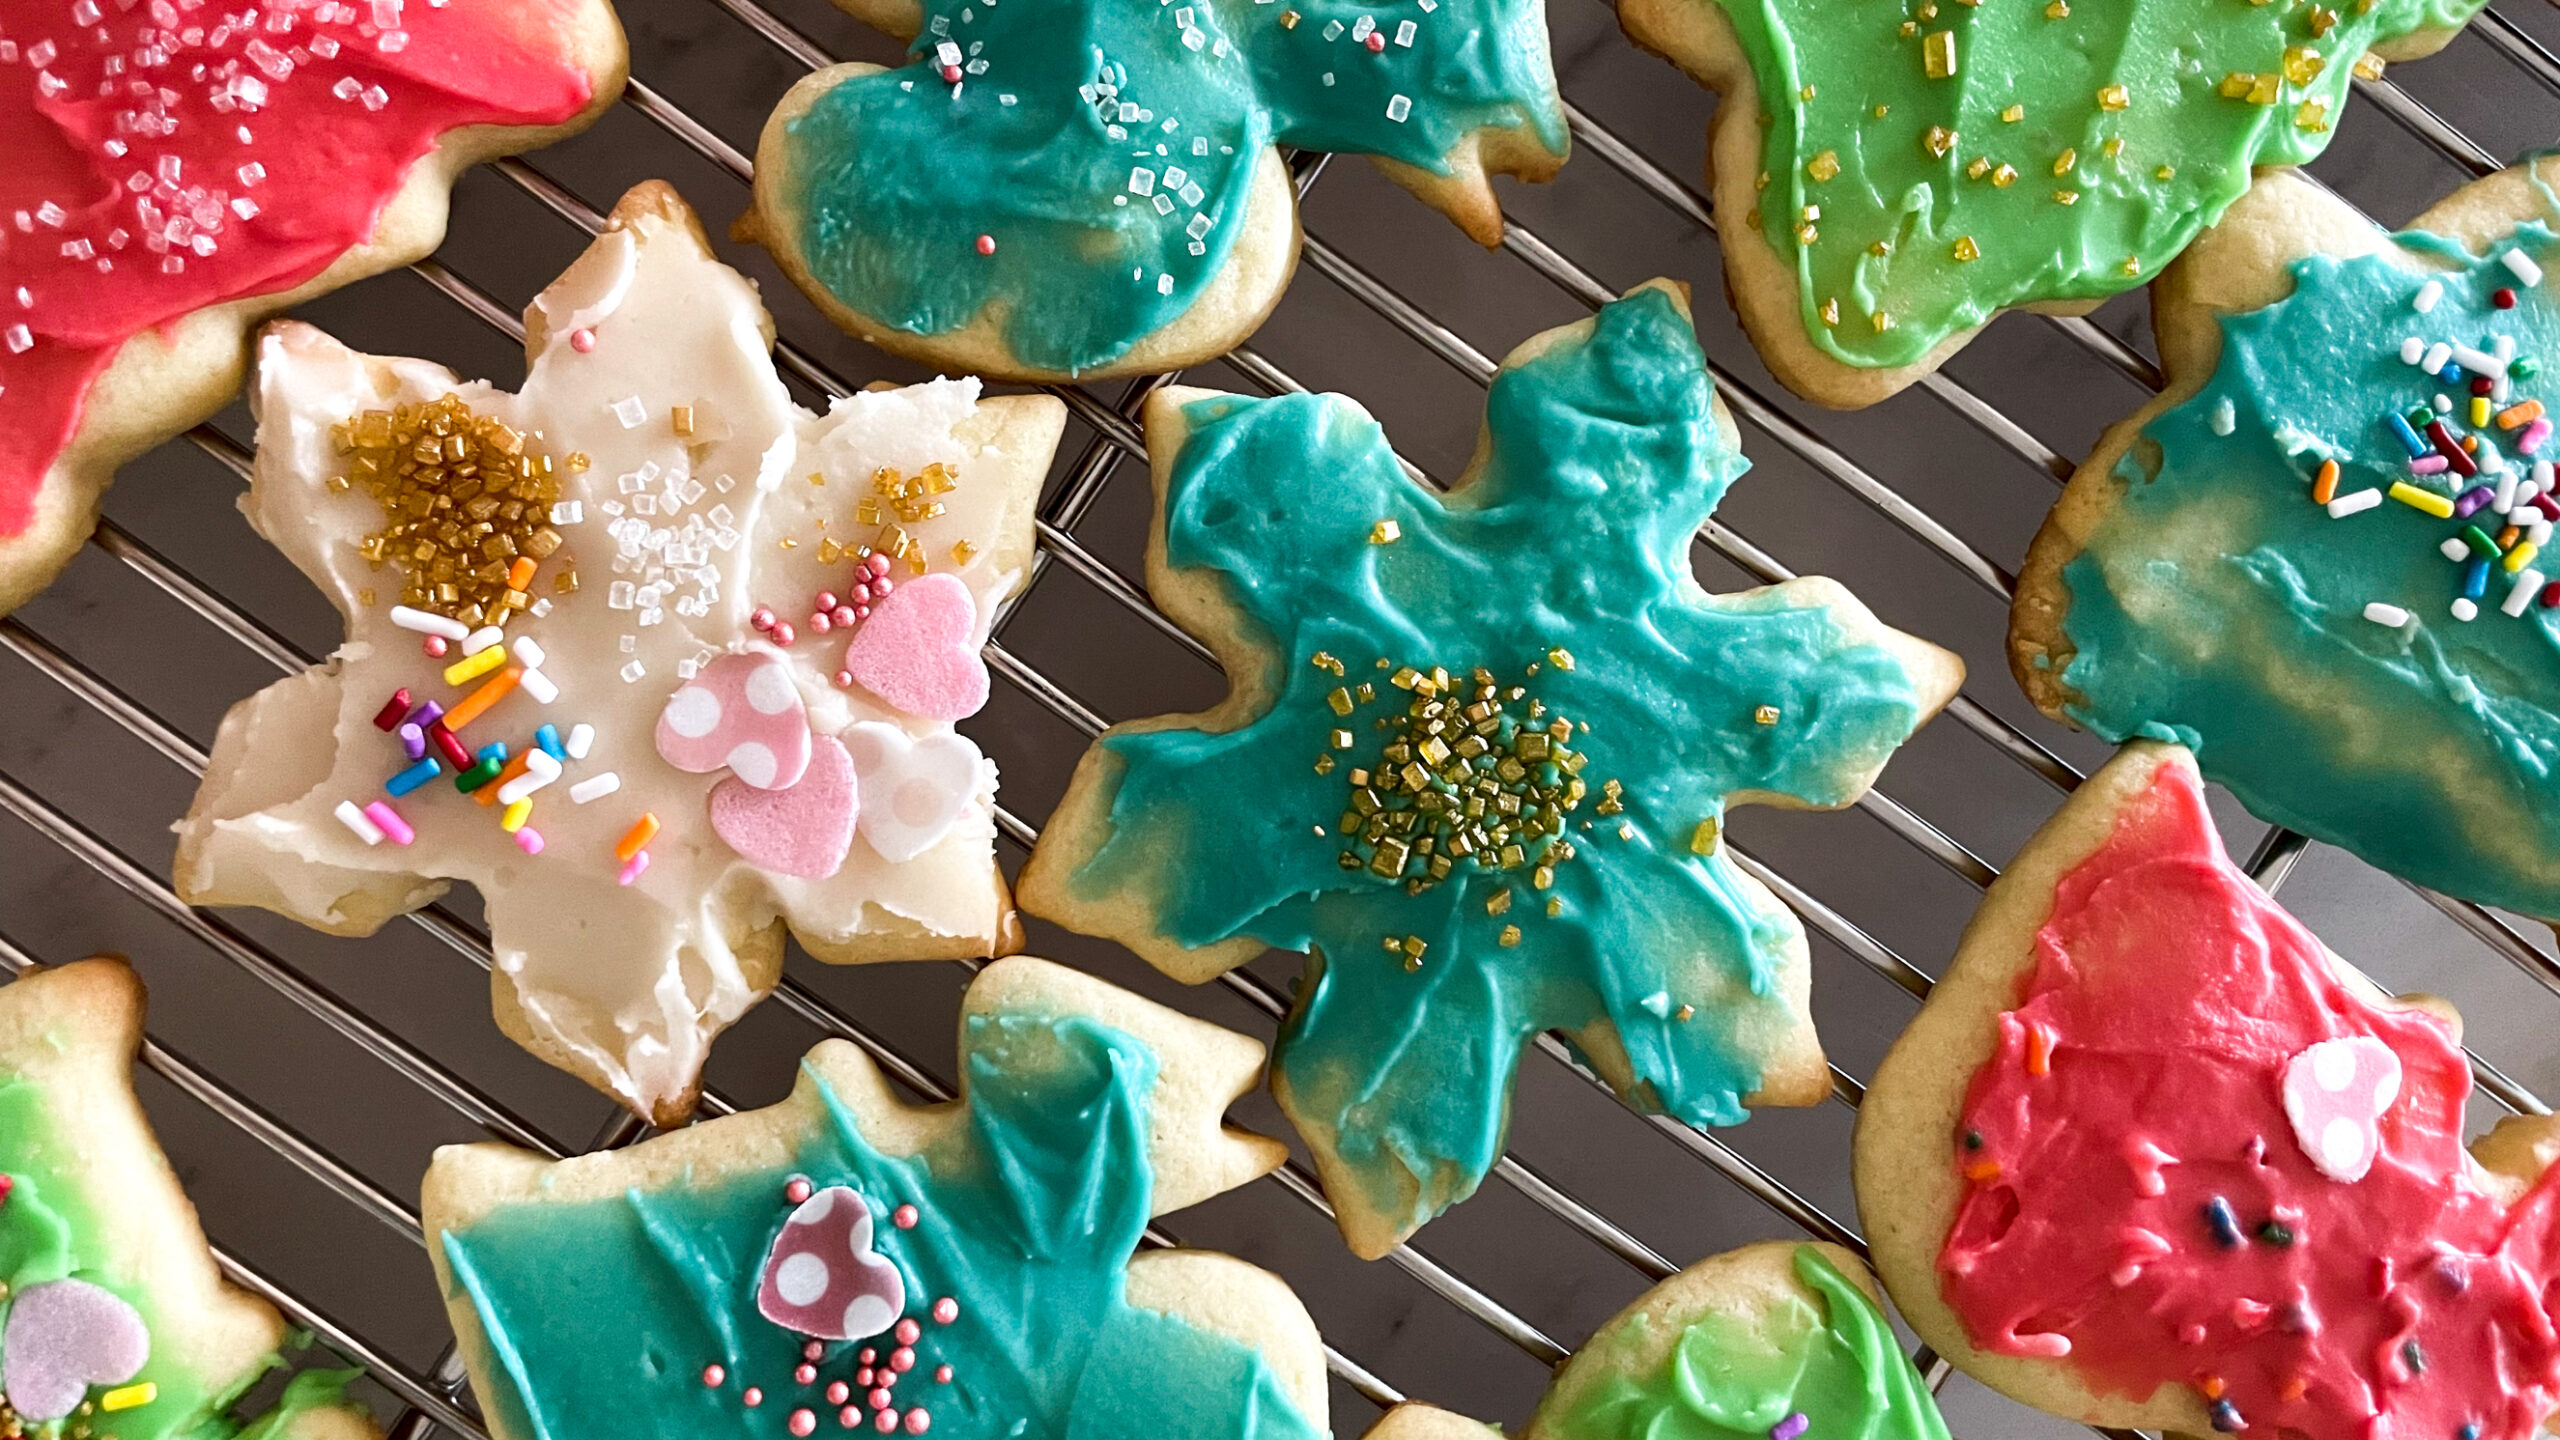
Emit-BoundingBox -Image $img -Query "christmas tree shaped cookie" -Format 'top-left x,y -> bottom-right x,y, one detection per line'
1019,280 -> 1962,1255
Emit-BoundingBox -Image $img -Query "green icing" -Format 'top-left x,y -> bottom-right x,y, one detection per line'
1069,287 -> 1936,1237
2055,226 -> 2560,921
775,0 -> 1561,374
1538,1249 -> 1950,1440
1711,0 -> 2483,367
438,1011 -> 1325,1440
0,1070 -> 305,1440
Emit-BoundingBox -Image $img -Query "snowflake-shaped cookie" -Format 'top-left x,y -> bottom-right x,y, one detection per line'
425,956 -> 1328,1440
1020,281 -> 1963,1255
744,0 -> 1565,380
175,184 -> 1062,1124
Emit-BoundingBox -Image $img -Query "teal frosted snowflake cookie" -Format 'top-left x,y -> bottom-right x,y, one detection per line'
1018,281 -> 1964,1256
743,0 -> 1565,381
424,957 -> 1326,1440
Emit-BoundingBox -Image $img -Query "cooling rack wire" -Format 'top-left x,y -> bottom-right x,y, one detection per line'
6,0 -> 2560,1437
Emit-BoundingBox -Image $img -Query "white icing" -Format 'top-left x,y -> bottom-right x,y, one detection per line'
174,196 -> 1049,1121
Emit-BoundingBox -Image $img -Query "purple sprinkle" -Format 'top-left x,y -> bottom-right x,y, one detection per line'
399,722 -> 427,760
1772,1415 -> 1810,1440
404,699 -> 445,729
2454,485 -> 2496,518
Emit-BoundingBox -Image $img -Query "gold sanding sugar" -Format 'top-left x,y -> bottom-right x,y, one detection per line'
337,395 -> 571,626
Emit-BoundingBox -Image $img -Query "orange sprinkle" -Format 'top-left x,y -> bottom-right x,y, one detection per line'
2311,458 -> 2339,505
507,556 -> 539,590
2498,399 -> 2545,431
2280,1377 -> 2308,1402
1963,1159 -> 2001,1182
2464,434 -> 2480,454
616,813 -> 660,862
2500,525 -> 2523,549
2201,1377 -> 2226,1400
442,665 -> 523,732
2025,1023 -> 2053,1077
476,752 -> 534,807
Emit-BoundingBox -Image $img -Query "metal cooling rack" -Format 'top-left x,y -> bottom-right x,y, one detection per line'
6,1 -> 2560,1438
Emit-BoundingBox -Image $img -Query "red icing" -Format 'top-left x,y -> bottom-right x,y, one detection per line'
1939,758 -> 2560,1440
0,0 -> 599,536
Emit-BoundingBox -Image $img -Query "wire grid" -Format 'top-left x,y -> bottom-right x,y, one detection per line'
5,0 -> 2560,1438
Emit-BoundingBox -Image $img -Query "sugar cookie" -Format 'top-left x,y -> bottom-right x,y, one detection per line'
0,0 -> 626,616
2014,159 -> 2560,932
1019,280 -> 1961,1256
1617,0 -> 2476,406
423,957 -> 1325,1440
174,183 -> 1061,1125
1857,741 -> 2560,1440
739,0 -> 1564,381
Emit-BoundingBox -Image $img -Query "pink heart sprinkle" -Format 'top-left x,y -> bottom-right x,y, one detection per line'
709,734 -> 859,879
2281,1036 -> 2402,1183
842,574 -> 987,722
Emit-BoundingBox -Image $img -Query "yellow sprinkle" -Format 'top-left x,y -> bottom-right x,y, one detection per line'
2220,71 -> 2260,99
1991,164 -> 2018,187
2097,83 -> 2130,110
500,797 -> 532,833
1754,705 -> 1782,725
1871,310 -> 1895,332
1923,124 -> 1959,158
1799,83 -> 1817,100
1327,686 -> 1355,716
2509,540 -> 2544,574
2248,72 -> 2281,103
1952,235 -> 1981,262
2353,52 -> 2384,79
1796,221 -> 1820,246
2044,0 -> 2068,15
1547,646 -> 1575,671
2122,255 -> 2143,276
1756,169 -> 1772,191
779,536 -> 798,549
2283,45 -> 2325,83
1899,19 -> 1918,34
2001,104 -> 2025,123
2473,396 -> 2494,428
2103,137 -> 2123,158
1872,103 -> 1891,118
1819,297 -> 1841,326
1807,149 -> 1841,181
1487,889 -> 1513,916
2053,146 -> 2077,175
2156,164 -> 2177,180
671,405 -> 695,437
99,1386 -> 155,1414
443,645 -> 507,688
1922,28 -> 1957,78
1868,240 -> 1891,257
2295,99 -> 2329,132
2054,189 -> 2080,205
1498,925 -> 1523,948
951,539 -> 977,565
1369,519 -> 1401,545
1690,819 -> 1721,855
1546,897 -> 1563,917
1676,1004 -> 1696,1022
1967,155 -> 1991,179
2388,481 -> 2455,519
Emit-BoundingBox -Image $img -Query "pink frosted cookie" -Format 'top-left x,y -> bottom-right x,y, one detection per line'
173,184 -> 1061,1124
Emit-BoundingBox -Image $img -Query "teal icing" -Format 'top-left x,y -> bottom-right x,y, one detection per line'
1071,286 -> 1937,1237
439,1013 -> 1323,1440
2057,224 -> 2560,921
776,0 -> 1561,374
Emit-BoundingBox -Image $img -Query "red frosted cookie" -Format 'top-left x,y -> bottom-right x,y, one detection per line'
0,0 -> 627,616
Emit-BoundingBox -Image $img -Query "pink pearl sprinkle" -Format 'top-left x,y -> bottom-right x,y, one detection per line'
932,1298 -> 958,1325
940,61 -> 960,80
875,1412 -> 899,1435
872,576 -> 894,596
423,635 -> 449,658
869,1389 -> 893,1412
806,1342 -> 826,1362
817,592 -> 839,610
745,1389 -> 764,1408
888,1349 -> 913,1374
786,1177 -> 813,1204
835,669 -> 855,688
827,1382 -> 850,1405
831,605 -> 857,627
934,1367 -> 952,1386
514,825 -> 545,856
860,1349 -> 877,1367
893,1205 -> 918,1229
1364,29 -> 1383,48
869,553 -> 892,577
771,621 -> 797,646
790,1411 -> 817,1437
571,327 -> 597,352
904,1411 -> 931,1435
703,1365 -> 727,1388
879,1369 -> 897,1389
809,612 -> 833,634
752,607 -> 777,631
855,1368 -> 874,1389
894,1320 -> 920,1346
795,1364 -> 818,1385
840,1408 -> 861,1430
975,235 -> 995,256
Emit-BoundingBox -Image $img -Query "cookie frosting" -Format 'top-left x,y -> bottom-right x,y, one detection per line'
436,975 -> 1325,1440
1711,0 -> 2479,367
0,0 -> 603,538
1047,284 -> 1951,1246
1540,1247 -> 1950,1440
2047,226 -> 2560,922
1940,753 -> 2560,1440
766,0 -> 1561,374
174,185 -> 1056,1124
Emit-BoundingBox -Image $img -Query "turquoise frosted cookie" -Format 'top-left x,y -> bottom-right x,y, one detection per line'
2014,161 -> 2560,929
0,959 -> 378,1440
742,0 -> 1565,382
1364,1242 -> 1951,1440
1018,281 -> 1964,1256
423,957 -> 1325,1440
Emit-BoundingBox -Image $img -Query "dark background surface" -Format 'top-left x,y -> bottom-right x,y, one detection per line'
5,1 -> 2560,1438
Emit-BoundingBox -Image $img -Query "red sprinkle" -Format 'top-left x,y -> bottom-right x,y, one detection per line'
974,234 -> 996,256
372,688 -> 412,731
0,1175 -> 14,1209
940,63 -> 962,82
2535,492 -> 2560,521
2496,287 -> 2519,309
1364,30 -> 1384,49
2472,376 -> 2496,397
2542,581 -> 2560,609
429,722 -> 471,770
